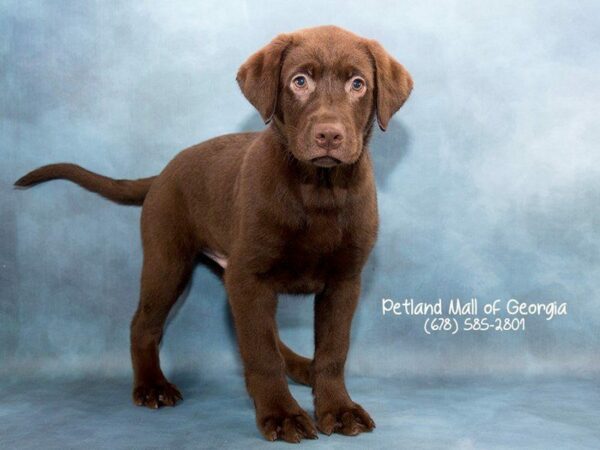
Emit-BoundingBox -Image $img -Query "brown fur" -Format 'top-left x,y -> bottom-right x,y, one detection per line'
15,25 -> 412,442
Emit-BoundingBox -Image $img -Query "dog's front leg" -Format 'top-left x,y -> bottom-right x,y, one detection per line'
313,276 -> 376,435
224,268 -> 318,443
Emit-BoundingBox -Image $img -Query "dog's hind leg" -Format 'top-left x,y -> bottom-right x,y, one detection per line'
278,337 -> 313,387
130,197 -> 196,408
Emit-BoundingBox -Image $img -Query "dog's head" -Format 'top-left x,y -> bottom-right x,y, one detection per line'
237,25 -> 413,168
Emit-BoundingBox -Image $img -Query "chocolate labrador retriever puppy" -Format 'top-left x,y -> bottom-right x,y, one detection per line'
15,25 -> 412,442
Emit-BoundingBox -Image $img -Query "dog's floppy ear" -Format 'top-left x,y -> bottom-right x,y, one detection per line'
236,34 -> 292,124
367,40 -> 413,131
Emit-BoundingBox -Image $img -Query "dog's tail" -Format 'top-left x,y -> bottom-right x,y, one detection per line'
278,338 -> 313,387
14,163 -> 157,206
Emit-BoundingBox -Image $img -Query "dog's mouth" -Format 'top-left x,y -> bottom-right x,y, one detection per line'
310,156 -> 342,168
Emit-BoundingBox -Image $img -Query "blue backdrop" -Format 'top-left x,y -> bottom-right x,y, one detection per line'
2,1 -> 599,448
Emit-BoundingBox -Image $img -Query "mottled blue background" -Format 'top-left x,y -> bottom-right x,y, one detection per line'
2,1 -> 599,448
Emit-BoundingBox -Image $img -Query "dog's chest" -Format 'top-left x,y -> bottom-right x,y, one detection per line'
260,211 -> 351,293
296,211 -> 344,251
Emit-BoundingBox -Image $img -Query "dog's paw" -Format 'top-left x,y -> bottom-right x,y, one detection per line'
258,408 -> 318,443
316,402 -> 375,436
132,381 -> 182,409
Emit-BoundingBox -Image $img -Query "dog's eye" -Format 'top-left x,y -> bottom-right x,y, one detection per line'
293,75 -> 307,88
351,77 -> 365,91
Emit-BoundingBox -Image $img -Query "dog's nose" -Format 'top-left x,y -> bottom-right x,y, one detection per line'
314,123 -> 344,150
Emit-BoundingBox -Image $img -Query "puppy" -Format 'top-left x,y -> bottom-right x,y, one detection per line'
16,25 -> 413,442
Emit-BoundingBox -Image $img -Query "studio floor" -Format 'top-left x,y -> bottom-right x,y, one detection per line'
1,374 -> 598,449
